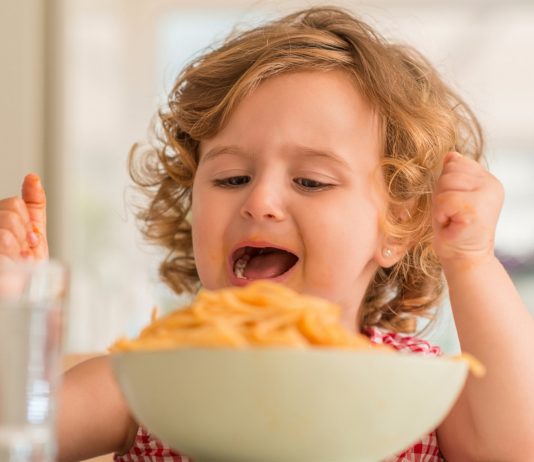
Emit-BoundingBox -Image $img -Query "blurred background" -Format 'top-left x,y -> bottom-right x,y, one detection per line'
2,0 -> 533,354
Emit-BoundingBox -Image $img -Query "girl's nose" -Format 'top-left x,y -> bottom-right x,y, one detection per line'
239,180 -> 286,222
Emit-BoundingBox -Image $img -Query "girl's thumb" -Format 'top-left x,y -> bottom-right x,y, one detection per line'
21,173 -> 47,236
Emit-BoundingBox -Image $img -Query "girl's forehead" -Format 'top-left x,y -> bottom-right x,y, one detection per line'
199,70 -> 382,159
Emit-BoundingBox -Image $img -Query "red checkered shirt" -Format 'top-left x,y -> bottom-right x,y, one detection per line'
114,327 -> 444,462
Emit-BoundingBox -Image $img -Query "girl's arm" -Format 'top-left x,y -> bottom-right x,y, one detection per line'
0,176 -> 137,460
56,356 -> 138,462
432,152 -> 534,460
438,257 -> 534,461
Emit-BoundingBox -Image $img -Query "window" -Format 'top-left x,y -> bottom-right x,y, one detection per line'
51,1 -> 534,353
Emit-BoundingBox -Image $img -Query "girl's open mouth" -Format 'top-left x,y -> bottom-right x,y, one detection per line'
230,246 -> 299,282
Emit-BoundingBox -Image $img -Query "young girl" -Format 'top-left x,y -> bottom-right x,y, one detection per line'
1,6 -> 533,461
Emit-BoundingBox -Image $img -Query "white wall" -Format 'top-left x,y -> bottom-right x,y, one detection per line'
0,0 -> 45,198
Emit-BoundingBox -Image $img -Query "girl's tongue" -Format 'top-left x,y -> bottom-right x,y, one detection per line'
234,249 -> 298,280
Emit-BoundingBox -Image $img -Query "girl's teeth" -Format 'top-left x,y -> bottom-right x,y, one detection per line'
234,255 -> 250,280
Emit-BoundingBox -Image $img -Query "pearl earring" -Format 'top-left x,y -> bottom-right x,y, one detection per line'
382,248 -> 393,258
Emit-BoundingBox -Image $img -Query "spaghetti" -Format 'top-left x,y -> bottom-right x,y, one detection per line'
109,281 -> 485,377
110,281 -> 375,352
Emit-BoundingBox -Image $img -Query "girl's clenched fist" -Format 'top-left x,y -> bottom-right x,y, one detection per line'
0,173 -> 48,263
432,152 -> 504,269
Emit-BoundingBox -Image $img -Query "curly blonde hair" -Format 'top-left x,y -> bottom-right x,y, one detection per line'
129,6 -> 483,334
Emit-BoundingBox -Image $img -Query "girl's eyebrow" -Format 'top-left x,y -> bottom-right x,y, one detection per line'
200,145 -> 250,164
200,144 -> 352,170
292,145 -> 352,170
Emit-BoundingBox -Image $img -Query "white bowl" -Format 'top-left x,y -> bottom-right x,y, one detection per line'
111,348 -> 467,462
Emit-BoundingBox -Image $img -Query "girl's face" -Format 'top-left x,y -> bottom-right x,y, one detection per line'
192,70 -> 391,329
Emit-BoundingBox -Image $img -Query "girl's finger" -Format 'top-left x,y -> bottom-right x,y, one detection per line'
0,210 -> 31,252
21,173 -> 47,238
433,190 -> 474,227
435,172 -> 480,194
0,254 -> 14,265
441,152 -> 486,176
0,229 -> 23,260
0,196 -> 32,226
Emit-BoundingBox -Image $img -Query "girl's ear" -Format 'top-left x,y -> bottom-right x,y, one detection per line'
375,203 -> 414,268
374,236 -> 409,269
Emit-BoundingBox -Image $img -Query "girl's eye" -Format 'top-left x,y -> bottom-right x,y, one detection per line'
212,176 -> 251,187
294,178 -> 330,190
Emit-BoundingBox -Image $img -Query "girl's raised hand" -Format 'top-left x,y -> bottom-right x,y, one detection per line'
0,173 -> 49,263
432,152 -> 504,269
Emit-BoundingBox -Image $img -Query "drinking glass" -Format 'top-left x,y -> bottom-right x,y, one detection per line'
0,260 -> 68,462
